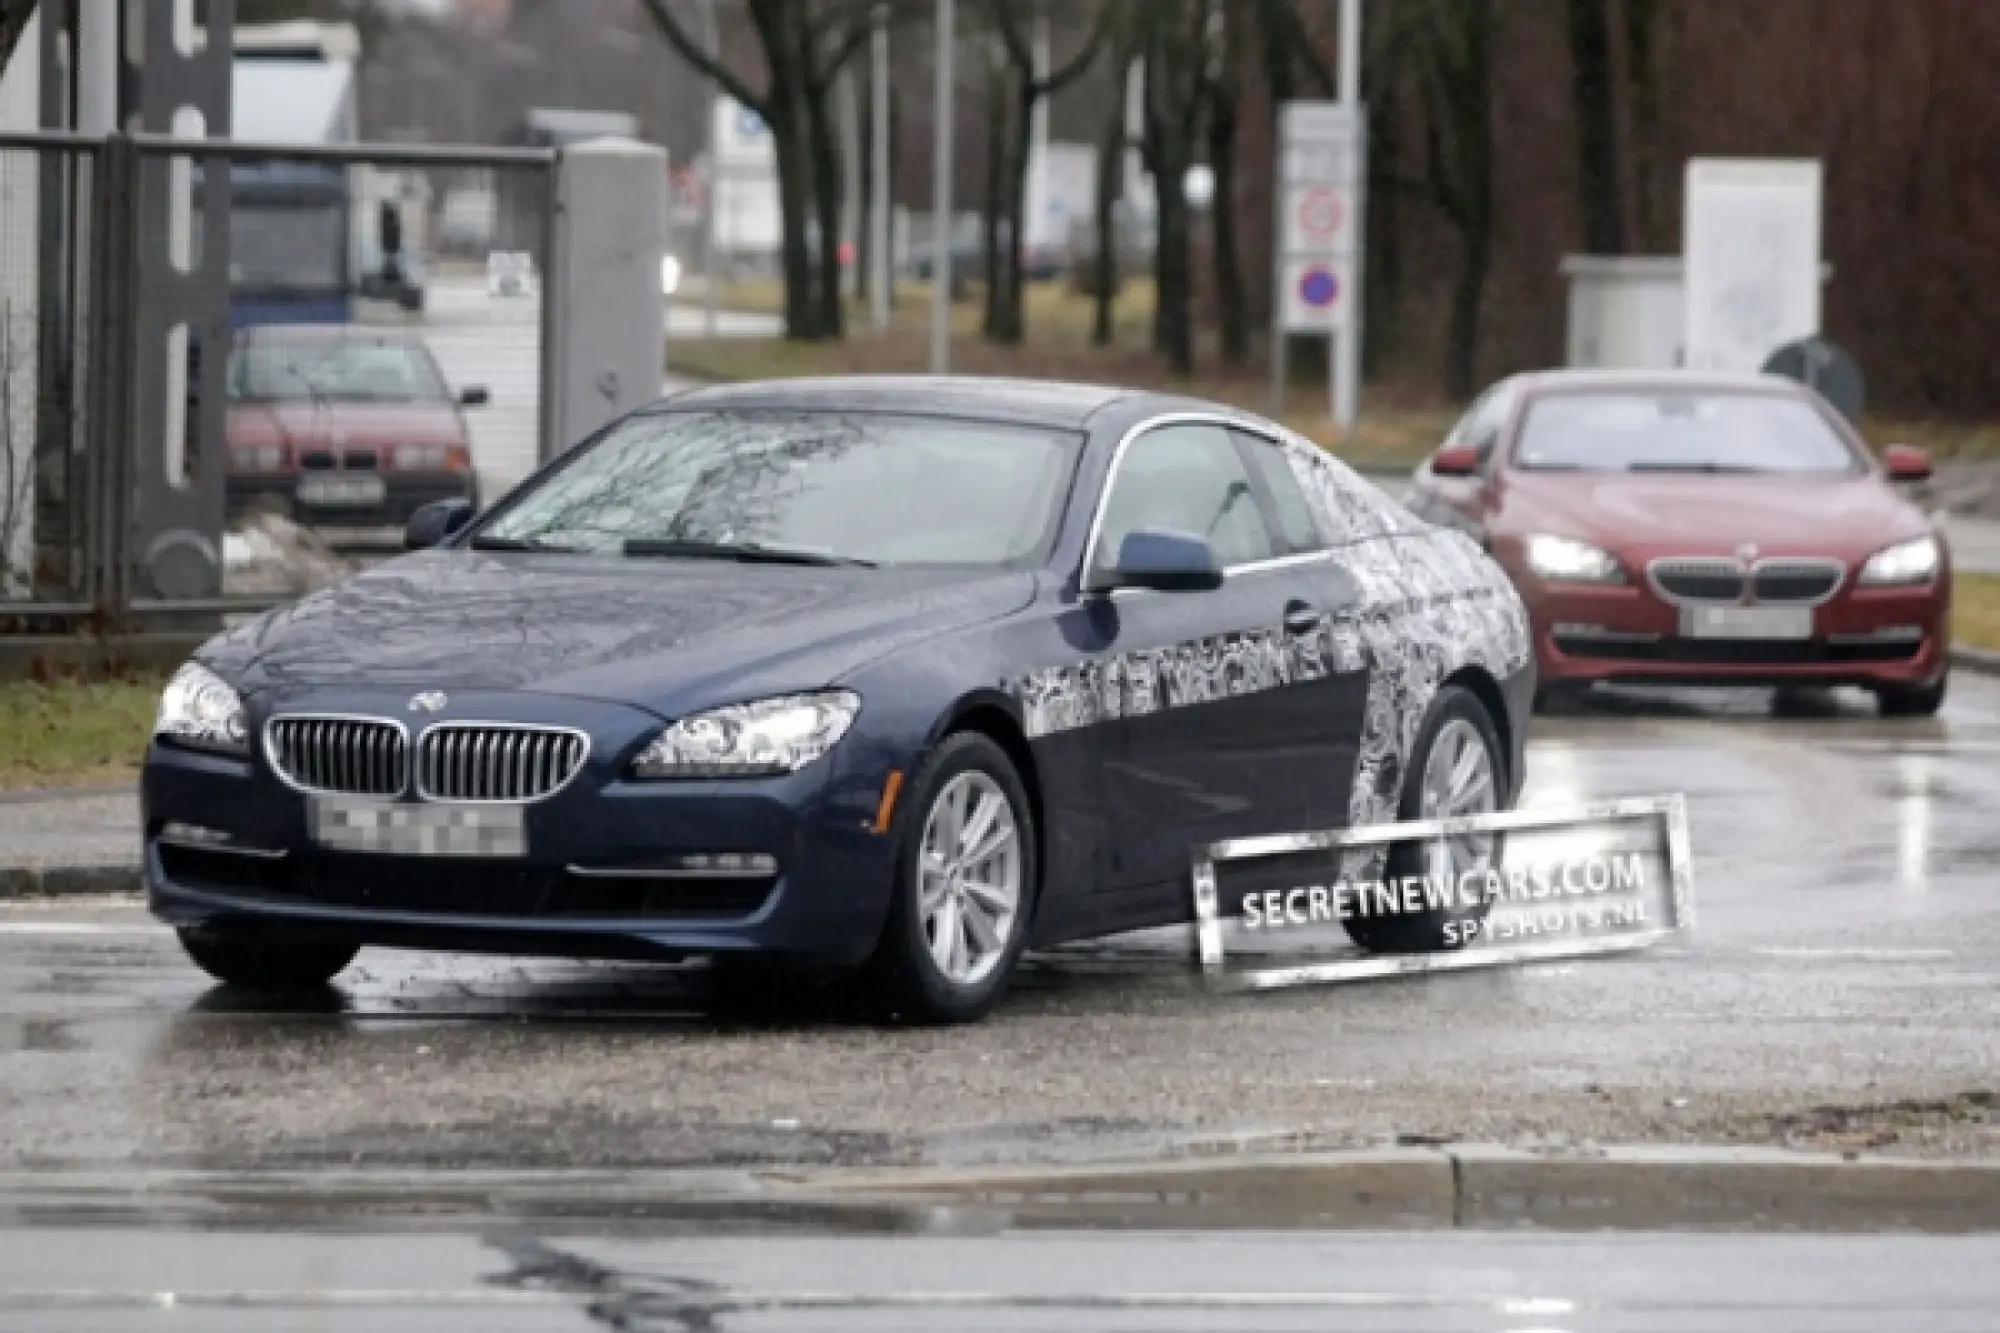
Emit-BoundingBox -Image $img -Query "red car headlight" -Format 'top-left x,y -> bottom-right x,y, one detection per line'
1523,533 -> 1626,584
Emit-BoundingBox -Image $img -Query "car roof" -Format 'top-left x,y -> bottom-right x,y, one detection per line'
653,375 -> 1166,431
1510,368 -> 1810,397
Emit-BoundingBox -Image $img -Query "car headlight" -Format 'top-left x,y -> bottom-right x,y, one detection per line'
1524,533 -> 1625,584
154,662 -> 248,756
631,691 -> 859,778
1859,535 -> 1940,586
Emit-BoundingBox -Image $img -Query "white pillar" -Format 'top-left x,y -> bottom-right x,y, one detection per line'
547,138 -> 670,457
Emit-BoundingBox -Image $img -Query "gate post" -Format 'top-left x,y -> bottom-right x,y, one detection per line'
543,138 -> 669,462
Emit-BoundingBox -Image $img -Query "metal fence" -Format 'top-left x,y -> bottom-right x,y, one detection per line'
0,132 -> 557,625
0,135 -> 102,621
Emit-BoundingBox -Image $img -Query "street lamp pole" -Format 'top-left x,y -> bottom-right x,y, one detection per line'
929,0 -> 954,374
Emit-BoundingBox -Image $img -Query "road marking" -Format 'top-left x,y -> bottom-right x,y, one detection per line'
0,922 -> 167,936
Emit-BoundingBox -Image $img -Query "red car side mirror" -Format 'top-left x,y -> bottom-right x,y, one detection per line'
1883,444 -> 1932,482
1431,444 -> 1480,477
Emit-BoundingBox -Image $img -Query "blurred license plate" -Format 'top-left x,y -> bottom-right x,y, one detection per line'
297,475 -> 386,507
310,798 -> 525,857
1682,605 -> 1812,640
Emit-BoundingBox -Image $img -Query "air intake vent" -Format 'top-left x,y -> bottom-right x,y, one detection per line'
266,717 -> 409,797
417,725 -> 589,803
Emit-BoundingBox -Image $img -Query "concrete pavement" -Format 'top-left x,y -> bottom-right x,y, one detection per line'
5,675 -> 2000,1174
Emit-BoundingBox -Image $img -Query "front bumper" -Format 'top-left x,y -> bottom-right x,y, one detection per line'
143,694 -> 902,967
227,471 -> 476,529
1523,577 -> 1949,689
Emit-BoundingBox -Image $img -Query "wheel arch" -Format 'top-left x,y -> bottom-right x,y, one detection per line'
1441,664 -> 1514,799
929,691 -> 1048,910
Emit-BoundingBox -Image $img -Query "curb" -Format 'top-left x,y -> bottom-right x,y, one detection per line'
794,1144 -> 2000,1232
0,863 -> 143,900
1952,644 -> 2000,676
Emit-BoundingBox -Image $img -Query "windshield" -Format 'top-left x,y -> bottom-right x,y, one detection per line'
223,204 -> 346,291
229,340 -> 451,405
1515,392 -> 1863,475
475,410 -> 1081,568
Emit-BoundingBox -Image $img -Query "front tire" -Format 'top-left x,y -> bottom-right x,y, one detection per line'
864,732 -> 1036,1025
177,925 -> 359,991
1343,685 -> 1506,955
1876,669 -> 1947,718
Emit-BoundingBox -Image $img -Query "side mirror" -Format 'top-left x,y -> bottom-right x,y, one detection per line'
1431,443 -> 1481,477
405,498 -> 475,550
459,386 -> 491,408
1883,443 -> 1932,482
1103,528 -> 1225,594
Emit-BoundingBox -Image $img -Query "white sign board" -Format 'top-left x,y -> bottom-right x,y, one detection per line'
1683,158 -> 1823,374
1277,102 -> 1363,333
1025,141 -> 1096,252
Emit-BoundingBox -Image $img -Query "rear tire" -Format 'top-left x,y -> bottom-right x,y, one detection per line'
863,732 -> 1036,1025
177,925 -> 358,991
1877,669 -> 1947,718
1343,686 -> 1506,955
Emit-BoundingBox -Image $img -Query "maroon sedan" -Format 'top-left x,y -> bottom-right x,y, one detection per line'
1405,371 -> 1951,715
226,326 -> 488,527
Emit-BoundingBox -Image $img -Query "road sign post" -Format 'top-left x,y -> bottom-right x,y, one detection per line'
1271,101 -> 1366,430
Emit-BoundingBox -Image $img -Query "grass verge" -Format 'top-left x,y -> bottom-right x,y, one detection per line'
1956,574 -> 2000,653
672,282 -> 2000,468
0,675 -> 162,789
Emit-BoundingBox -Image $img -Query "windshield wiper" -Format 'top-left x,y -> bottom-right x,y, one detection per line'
468,534 -> 577,553
621,538 -> 877,568
1625,461 -> 1760,474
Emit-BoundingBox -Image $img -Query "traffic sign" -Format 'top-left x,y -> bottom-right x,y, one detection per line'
1293,187 -> 1347,242
1281,256 -> 1353,331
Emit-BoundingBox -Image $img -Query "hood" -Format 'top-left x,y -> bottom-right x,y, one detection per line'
201,551 -> 1038,717
1496,470 -> 1930,558
229,401 -> 466,449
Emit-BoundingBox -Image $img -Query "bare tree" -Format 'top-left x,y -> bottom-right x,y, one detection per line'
1136,0 -> 1214,376
980,0 -> 1108,344
1399,0 -> 1499,400
1203,0 -> 1247,365
1566,0 -> 1624,254
638,0 -> 915,341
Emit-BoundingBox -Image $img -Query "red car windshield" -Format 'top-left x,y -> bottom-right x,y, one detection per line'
1514,392 -> 1863,475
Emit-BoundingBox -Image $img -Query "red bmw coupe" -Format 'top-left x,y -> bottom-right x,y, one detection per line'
1404,371 -> 1950,715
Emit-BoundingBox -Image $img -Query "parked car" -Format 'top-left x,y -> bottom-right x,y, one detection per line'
149,377 -> 1534,1023
1403,370 -> 1950,715
226,326 -> 488,527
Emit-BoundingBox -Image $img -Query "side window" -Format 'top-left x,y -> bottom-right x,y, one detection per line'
1280,436 -> 1419,545
1093,424 -> 1278,576
1231,429 -> 1325,555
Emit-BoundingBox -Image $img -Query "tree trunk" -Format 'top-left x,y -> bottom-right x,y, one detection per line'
773,122 -> 821,340
1566,0 -> 1624,254
994,78 -> 1035,344
1151,123 -> 1194,375
981,52 -> 1008,339
1624,0 -> 1668,251
805,80 -> 847,339
1445,230 -> 1489,400
1207,38 -> 1247,365
1091,92 -> 1123,347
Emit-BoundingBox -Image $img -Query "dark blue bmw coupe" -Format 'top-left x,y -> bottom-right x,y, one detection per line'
145,376 -> 1535,1022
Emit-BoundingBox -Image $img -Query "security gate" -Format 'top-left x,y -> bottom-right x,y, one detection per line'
0,130 -> 557,625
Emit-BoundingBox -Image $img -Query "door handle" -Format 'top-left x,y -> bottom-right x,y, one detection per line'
1282,599 -> 1320,634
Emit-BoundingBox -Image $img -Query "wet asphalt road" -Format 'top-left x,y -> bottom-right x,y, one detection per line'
5,1225 -> 1999,1331
4,675 -> 2000,1173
